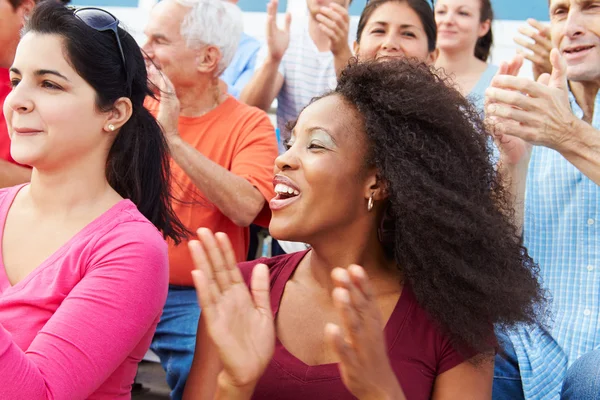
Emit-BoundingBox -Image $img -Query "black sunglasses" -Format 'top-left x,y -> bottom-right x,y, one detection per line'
73,7 -> 130,93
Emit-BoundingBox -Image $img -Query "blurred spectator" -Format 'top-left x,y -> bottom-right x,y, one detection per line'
142,0 -> 278,398
241,0 -> 353,152
220,0 -> 261,99
0,0 -> 41,187
486,0 -> 600,397
434,0 -> 497,111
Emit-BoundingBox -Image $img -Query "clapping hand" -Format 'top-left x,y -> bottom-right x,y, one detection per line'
265,0 -> 292,63
514,19 -> 553,81
326,265 -> 405,400
315,2 -> 351,57
190,228 -> 275,390
486,49 -> 576,161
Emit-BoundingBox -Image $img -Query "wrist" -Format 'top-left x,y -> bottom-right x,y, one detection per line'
556,117 -> 587,155
216,372 -> 257,400
333,44 -> 352,59
266,52 -> 284,65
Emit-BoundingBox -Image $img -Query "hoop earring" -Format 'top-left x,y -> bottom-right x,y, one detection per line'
367,192 -> 374,212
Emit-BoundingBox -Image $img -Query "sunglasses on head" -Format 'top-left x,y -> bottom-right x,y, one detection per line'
73,7 -> 130,94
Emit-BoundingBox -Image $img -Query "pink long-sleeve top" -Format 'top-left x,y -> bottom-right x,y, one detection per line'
0,185 -> 169,399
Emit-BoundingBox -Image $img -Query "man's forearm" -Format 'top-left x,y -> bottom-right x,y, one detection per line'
168,136 -> 265,227
0,160 -> 31,188
240,59 -> 282,111
558,122 -> 600,186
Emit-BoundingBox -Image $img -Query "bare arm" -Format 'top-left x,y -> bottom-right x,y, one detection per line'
183,315 -> 224,400
431,357 -> 494,400
167,136 -> 265,227
241,0 -> 290,110
240,59 -> 284,111
0,159 -> 31,188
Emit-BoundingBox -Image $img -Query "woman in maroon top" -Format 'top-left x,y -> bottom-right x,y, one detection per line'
183,59 -> 544,400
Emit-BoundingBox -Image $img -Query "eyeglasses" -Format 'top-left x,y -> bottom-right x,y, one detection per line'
73,7 -> 129,92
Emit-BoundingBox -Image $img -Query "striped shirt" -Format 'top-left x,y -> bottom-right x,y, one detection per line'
255,25 -> 347,152
508,90 -> 600,399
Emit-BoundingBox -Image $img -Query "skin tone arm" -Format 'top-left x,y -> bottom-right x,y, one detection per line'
240,0 -> 289,111
149,68 -> 266,227
0,159 -> 31,188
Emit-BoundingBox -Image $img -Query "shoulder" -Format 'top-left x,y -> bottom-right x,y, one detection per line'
238,251 -> 308,288
397,285 -> 481,373
85,201 -> 168,278
225,97 -> 274,131
239,33 -> 261,53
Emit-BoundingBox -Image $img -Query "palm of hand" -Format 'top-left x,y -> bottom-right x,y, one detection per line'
268,25 -> 290,61
208,282 -> 275,387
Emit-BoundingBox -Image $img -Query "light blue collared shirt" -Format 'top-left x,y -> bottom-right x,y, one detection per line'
221,33 -> 261,99
508,89 -> 600,399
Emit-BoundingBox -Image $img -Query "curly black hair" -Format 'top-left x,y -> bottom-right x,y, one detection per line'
318,59 -> 545,355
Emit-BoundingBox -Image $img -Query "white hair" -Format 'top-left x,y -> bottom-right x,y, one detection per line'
177,0 -> 243,76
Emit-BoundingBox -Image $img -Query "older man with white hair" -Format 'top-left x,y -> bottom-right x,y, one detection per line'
486,0 -> 600,399
142,0 -> 278,398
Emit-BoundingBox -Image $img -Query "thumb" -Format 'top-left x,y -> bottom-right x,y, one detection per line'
284,12 -> 292,32
548,48 -> 568,90
251,264 -> 272,316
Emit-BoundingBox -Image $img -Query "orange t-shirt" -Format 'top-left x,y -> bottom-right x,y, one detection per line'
147,96 -> 278,286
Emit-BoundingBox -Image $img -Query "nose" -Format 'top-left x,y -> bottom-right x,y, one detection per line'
5,83 -> 34,115
142,40 -> 154,59
274,140 -> 299,173
564,9 -> 585,39
381,34 -> 400,52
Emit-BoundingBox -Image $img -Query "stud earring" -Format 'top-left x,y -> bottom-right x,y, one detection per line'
108,124 -> 115,131
367,192 -> 374,212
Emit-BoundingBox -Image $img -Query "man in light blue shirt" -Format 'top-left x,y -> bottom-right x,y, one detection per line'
222,31 -> 261,99
485,0 -> 600,399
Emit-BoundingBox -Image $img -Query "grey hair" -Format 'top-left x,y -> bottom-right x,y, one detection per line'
177,0 -> 243,76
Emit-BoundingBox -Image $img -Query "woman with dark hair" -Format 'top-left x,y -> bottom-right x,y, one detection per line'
0,2 -> 187,398
183,59 -> 544,400
353,0 -> 438,64
434,0 -> 498,111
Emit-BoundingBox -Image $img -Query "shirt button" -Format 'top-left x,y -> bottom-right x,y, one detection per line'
584,309 -> 591,316
588,265 -> 595,272
588,218 -> 595,225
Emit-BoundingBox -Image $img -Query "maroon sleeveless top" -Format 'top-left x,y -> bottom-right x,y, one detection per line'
239,251 -> 472,400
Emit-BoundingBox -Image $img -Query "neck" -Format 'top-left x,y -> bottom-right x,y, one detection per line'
436,47 -> 483,74
26,153 -> 117,216
570,80 -> 600,123
308,17 -> 332,52
304,217 -> 401,294
177,76 -> 227,117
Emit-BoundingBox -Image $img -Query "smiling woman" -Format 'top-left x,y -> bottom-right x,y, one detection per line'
0,2 -> 188,399
183,59 -> 545,400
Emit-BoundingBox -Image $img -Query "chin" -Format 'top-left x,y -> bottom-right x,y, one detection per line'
268,219 -> 304,243
566,63 -> 600,83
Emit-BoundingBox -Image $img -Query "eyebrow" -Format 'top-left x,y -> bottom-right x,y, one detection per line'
9,67 -> 70,82
369,21 -> 422,30
150,33 -> 170,42
307,126 -> 338,145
